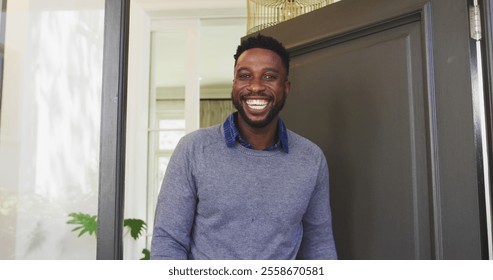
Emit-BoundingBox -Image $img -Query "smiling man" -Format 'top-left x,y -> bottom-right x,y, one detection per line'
151,34 -> 337,260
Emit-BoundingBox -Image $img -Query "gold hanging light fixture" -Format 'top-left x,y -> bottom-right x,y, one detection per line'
246,0 -> 341,34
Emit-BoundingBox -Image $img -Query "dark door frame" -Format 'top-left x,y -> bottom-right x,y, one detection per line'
479,0 -> 493,260
97,0 -> 130,260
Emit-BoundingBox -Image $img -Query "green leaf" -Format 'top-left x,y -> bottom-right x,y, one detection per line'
123,218 -> 147,240
140,248 -> 150,260
67,212 -> 97,237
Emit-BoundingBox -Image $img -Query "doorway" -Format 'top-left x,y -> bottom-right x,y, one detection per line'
124,3 -> 245,259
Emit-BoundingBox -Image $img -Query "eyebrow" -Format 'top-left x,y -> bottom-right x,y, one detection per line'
235,66 -> 281,73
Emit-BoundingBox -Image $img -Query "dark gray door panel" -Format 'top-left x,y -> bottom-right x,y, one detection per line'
256,0 -> 488,259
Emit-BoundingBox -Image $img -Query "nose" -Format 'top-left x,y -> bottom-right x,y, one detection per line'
246,77 -> 266,93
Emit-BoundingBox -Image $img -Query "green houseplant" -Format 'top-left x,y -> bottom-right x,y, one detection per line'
67,212 -> 150,260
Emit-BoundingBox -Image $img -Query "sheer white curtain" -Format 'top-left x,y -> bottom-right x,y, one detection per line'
0,0 -> 104,260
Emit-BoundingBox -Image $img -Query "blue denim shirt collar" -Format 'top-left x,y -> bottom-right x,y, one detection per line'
223,112 -> 289,153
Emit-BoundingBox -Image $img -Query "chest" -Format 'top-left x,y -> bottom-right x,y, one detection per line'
192,150 -> 318,225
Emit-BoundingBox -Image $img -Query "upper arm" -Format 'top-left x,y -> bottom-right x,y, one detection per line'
297,154 -> 337,260
151,138 -> 198,259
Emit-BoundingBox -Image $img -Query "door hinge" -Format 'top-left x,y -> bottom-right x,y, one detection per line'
470,4 -> 482,41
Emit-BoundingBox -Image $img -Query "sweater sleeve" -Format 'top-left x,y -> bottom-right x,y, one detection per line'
297,154 -> 338,260
151,137 -> 197,260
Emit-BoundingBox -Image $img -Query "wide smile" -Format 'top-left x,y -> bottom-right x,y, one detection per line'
245,99 -> 269,111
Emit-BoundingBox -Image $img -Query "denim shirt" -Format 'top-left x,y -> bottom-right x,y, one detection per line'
223,112 -> 289,153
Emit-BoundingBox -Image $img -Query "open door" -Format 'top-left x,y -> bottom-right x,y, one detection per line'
257,0 -> 491,259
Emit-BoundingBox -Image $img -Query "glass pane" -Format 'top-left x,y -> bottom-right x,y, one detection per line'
200,18 -> 245,91
199,18 -> 244,128
0,0 -> 104,259
200,99 -> 236,128
154,31 -> 187,91
157,156 -> 170,193
159,130 -> 186,150
159,119 -> 185,130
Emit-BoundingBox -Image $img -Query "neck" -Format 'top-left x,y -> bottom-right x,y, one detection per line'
237,116 -> 279,150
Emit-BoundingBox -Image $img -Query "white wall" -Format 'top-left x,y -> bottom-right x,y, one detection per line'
123,1 -> 151,260
0,0 -> 104,259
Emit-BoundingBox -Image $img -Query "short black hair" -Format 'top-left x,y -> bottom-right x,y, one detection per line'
234,34 -> 290,76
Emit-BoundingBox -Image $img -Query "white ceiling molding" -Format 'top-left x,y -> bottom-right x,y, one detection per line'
133,0 -> 246,12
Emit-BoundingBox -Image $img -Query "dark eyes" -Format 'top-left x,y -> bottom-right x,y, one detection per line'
236,73 -> 278,80
237,73 -> 251,79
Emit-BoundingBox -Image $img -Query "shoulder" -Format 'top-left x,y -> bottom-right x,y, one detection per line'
287,129 -> 328,167
183,124 -> 222,140
287,129 -> 324,156
176,124 -> 223,152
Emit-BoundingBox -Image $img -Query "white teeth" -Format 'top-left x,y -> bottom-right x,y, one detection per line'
246,99 -> 268,105
246,99 -> 268,110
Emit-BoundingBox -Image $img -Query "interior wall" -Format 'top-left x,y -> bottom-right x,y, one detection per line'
123,0 -> 151,260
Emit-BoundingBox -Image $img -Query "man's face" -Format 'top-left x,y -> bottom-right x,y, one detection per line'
232,48 -> 290,129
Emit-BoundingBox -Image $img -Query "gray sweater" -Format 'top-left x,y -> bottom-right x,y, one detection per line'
151,124 -> 337,260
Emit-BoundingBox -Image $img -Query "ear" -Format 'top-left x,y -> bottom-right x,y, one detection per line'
284,79 -> 291,97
